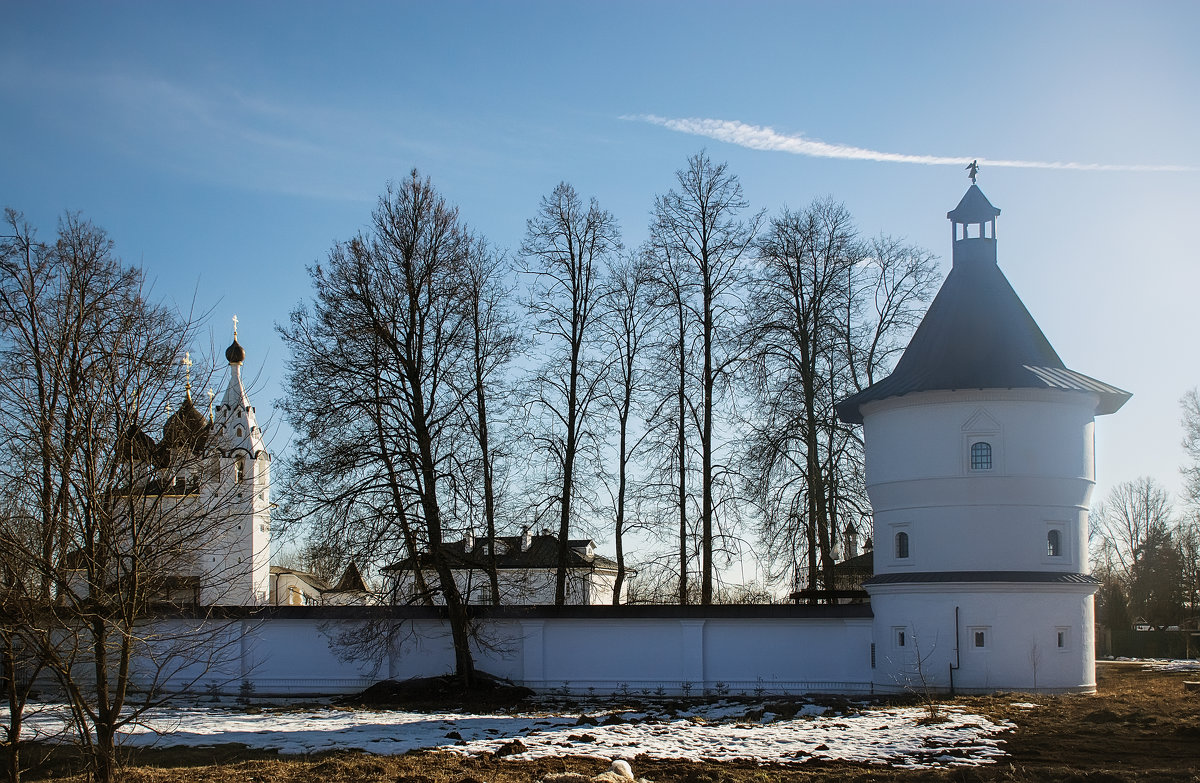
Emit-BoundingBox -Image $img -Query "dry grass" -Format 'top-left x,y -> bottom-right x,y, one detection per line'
15,663 -> 1200,783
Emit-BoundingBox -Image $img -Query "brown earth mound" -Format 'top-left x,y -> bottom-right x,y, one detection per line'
337,670 -> 535,710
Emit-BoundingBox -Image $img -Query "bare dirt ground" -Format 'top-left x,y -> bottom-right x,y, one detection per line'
21,663 -> 1200,782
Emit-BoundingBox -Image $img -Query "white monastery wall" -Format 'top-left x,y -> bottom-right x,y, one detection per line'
139,611 -> 874,697
870,582 -> 1096,693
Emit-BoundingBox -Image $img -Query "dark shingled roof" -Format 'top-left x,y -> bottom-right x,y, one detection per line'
836,187 -> 1130,424
382,534 -> 619,573
162,395 -> 210,454
865,571 -> 1100,586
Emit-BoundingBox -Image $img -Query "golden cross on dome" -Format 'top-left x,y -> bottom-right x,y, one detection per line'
232,313 -> 239,338
181,351 -> 193,397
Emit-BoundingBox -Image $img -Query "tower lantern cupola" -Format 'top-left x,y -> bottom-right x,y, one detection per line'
947,183 -> 1001,267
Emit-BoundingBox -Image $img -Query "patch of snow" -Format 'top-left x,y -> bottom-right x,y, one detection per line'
1009,702 -> 1038,709
7,700 -> 1013,769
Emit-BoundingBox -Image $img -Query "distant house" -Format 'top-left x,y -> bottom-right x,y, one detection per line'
270,562 -> 376,606
381,530 -> 630,605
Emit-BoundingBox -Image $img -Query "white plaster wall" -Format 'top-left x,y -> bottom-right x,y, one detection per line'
139,614 -> 875,697
862,389 -> 1098,574
869,583 -> 1097,693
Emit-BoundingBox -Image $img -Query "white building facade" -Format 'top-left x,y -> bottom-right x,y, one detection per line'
837,184 -> 1129,693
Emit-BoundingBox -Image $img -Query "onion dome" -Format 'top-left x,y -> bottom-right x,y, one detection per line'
225,336 -> 246,365
162,395 -> 210,454
115,424 -> 157,462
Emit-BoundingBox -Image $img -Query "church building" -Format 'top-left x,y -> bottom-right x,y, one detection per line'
837,181 -> 1129,692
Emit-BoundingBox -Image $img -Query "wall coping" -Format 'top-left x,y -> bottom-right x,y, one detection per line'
158,603 -> 875,621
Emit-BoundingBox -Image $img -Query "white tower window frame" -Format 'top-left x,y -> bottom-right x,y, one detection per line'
1043,521 -> 1070,565
961,408 -> 1002,474
889,522 -> 914,567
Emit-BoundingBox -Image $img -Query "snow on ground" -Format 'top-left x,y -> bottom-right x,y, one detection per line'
10,699 -> 1015,769
1110,657 -> 1200,672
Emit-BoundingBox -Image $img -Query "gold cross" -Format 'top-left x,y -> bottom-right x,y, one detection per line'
232,313 -> 239,338
182,351 -> 193,394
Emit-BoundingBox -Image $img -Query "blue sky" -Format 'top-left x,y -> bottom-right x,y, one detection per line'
3,1 -> 1199,522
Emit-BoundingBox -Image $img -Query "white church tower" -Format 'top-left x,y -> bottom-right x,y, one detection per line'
837,180 -> 1129,693
201,318 -> 272,605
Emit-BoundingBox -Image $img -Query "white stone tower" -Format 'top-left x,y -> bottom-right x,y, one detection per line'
837,183 -> 1129,693
201,319 -> 272,605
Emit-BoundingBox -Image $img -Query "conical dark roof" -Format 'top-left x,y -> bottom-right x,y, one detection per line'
836,189 -> 1130,424
162,395 -> 210,454
947,184 -> 1001,222
333,562 -> 368,592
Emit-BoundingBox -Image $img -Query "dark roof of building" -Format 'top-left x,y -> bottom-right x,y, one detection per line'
382,534 -> 619,573
947,184 -> 1001,222
831,551 -> 873,575
836,188 -> 1130,424
270,566 -> 333,593
865,571 -> 1100,586
162,394 -> 210,453
333,562 -> 368,592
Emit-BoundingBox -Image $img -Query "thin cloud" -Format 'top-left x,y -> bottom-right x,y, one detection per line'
628,115 -> 1193,173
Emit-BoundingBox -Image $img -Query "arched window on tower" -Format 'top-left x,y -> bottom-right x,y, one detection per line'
970,441 -> 993,470
895,531 -> 910,559
235,457 -> 246,484
1047,529 -> 1062,557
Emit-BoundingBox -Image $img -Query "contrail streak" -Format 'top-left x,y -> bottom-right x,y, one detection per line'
628,115 -> 1193,172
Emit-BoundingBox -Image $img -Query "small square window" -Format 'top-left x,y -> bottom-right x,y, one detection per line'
1056,626 -> 1070,650
969,626 -> 990,650
974,630 -> 985,648
894,627 -> 907,648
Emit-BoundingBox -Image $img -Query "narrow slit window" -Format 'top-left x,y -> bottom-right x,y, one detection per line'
895,531 -> 910,559
1047,529 -> 1062,557
235,458 -> 246,483
974,630 -> 986,648
970,441 -> 993,470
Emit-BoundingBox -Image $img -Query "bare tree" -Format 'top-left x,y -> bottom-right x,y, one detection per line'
599,253 -> 659,604
742,201 -> 936,597
459,237 -> 522,604
280,172 -> 479,680
649,152 -> 762,604
521,183 -> 621,605
1092,477 -> 1173,587
642,242 -> 699,604
0,209 -> 237,783
1182,388 -> 1200,510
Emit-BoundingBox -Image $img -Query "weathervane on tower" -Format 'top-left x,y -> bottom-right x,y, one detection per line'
966,159 -> 979,184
